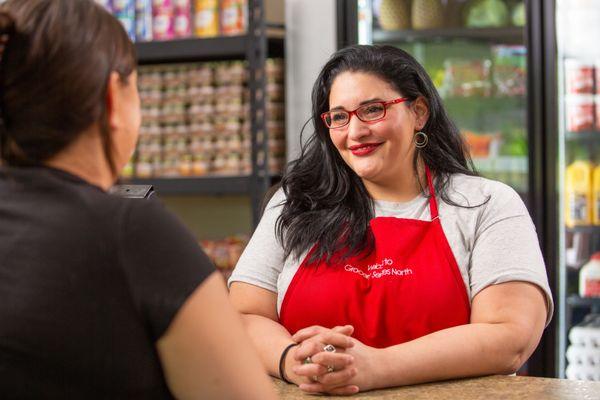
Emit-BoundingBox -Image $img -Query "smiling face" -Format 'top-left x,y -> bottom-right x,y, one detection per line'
327,71 -> 427,193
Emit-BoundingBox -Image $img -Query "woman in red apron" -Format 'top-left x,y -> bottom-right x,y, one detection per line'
229,45 -> 550,395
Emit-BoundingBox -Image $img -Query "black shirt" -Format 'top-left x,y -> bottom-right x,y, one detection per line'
0,166 -> 214,398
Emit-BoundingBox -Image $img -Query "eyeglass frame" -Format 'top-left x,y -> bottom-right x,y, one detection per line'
320,97 -> 410,129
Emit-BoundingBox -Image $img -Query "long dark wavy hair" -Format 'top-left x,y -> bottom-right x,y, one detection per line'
276,45 -> 478,265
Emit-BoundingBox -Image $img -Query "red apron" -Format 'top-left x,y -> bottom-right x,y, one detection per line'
279,167 -> 471,348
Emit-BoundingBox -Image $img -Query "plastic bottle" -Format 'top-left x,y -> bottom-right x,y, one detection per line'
593,165 -> 600,225
565,160 -> 594,227
579,253 -> 600,298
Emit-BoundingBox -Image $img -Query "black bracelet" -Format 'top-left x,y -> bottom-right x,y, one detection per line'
278,343 -> 298,384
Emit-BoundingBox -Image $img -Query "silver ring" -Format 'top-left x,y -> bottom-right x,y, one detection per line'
323,344 -> 336,353
303,356 -> 312,364
312,375 -> 319,382
327,366 -> 335,373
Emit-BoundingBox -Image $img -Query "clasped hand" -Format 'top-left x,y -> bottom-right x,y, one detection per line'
286,325 -> 377,395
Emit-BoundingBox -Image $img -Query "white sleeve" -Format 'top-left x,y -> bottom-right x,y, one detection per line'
469,181 -> 554,326
227,189 -> 286,293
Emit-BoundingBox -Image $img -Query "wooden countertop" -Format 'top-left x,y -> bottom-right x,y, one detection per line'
273,375 -> 600,399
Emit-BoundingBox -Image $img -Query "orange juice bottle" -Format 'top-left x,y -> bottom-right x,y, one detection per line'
593,165 -> 600,225
565,160 -> 593,227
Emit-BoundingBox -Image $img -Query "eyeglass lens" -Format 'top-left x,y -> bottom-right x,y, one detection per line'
326,103 -> 386,128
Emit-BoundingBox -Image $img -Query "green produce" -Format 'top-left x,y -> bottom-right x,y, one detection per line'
512,1 -> 525,27
465,0 -> 509,28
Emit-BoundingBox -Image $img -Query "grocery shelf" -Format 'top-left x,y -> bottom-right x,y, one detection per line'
566,295 -> 600,309
372,27 -> 524,44
443,95 -> 526,103
123,175 -> 281,196
472,156 -> 528,173
566,226 -> 600,234
565,131 -> 600,142
123,176 -> 252,196
135,36 -> 285,64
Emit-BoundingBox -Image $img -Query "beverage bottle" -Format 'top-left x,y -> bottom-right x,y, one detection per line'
593,164 -> 600,225
565,160 -> 594,227
579,253 -> 600,298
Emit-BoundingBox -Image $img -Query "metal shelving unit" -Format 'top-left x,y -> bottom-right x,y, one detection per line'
565,131 -> 600,144
372,27 -> 524,44
135,35 -> 284,64
128,176 -> 253,196
566,226 -> 600,235
124,0 -> 284,227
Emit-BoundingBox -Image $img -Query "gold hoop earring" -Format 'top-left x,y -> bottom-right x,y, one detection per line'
414,131 -> 428,148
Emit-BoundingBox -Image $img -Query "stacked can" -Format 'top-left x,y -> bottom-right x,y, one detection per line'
187,63 -> 216,176
131,59 -> 286,179
112,0 -> 136,41
135,0 -> 153,42
265,59 -> 286,175
211,61 -> 249,175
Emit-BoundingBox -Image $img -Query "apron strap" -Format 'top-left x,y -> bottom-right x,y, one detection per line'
424,166 -> 439,220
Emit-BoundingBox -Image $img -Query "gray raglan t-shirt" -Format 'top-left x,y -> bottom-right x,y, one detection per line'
228,173 -> 554,325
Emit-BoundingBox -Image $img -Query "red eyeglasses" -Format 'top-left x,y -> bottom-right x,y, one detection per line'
321,97 -> 409,129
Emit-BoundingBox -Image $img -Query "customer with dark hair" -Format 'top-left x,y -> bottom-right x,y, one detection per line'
229,45 -> 553,395
0,1 -> 277,398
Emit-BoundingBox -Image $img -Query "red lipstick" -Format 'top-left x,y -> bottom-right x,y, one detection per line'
348,142 -> 383,156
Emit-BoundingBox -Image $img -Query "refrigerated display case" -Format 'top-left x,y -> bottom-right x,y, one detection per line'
337,0 -> 558,377
356,0 -> 531,197
555,0 -> 600,381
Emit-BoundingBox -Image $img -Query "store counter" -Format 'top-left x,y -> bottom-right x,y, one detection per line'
273,375 -> 600,399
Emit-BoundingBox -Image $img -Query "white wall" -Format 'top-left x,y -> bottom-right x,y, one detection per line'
285,0 -> 337,161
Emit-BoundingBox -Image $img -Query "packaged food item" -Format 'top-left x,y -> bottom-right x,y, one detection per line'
135,0 -> 153,42
441,58 -> 492,98
113,0 -> 136,41
220,0 -> 247,36
565,59 -> 595,94
580,253 -> 600,298
566,94 -> 595,132
194,0 -> 219,37
593,165 -> 600,225
565,160 -> 594,227
173,0 -> 192,38
492,45 -> 526,97
153,1 -> 175,40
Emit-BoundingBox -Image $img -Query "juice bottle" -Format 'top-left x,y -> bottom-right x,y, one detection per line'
565,160 -> 594,227
579,253 -> 600,298
593,164 -> 600,225
194,0 -> 219,37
